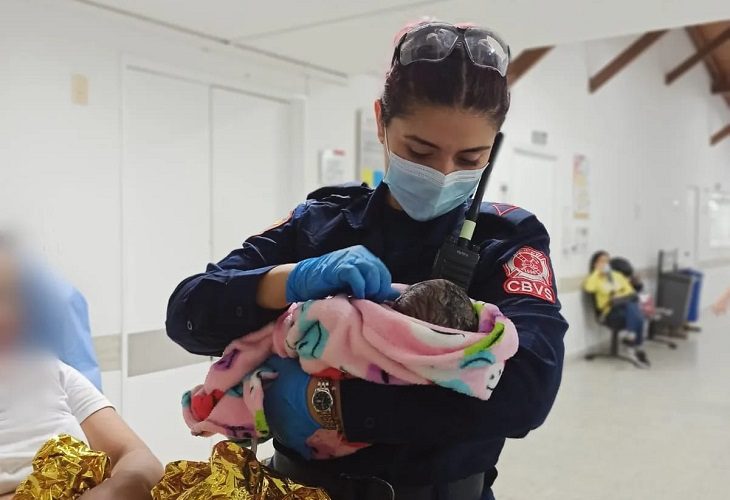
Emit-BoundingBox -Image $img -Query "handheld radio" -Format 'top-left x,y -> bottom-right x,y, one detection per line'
432,132 -> 504,290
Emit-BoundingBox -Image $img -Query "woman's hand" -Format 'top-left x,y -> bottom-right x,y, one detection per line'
286,245 -> 399,303
712,288 -> 730,315
712,298 -> 729,315
80,408 -> 163,500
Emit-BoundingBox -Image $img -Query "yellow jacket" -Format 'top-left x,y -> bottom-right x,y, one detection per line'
583,270 -> 636,315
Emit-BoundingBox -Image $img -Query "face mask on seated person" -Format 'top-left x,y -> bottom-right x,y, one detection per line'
383,137 -> 486,222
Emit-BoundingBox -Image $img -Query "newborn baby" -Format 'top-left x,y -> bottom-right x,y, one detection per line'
391,279 -> 479,332
183,279 -> 518,459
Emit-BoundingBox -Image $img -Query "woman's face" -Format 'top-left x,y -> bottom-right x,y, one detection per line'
375,101 -> 498,175
594,254 -> 610,273
0,251 -> 22,350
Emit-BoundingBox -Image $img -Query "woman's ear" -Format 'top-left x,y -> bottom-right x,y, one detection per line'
374,99 -> 385,144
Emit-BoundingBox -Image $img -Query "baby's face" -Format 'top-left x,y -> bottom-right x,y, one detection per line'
0,251 -> 22,350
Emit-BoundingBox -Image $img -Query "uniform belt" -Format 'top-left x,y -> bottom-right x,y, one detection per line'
271,451 -> 485,500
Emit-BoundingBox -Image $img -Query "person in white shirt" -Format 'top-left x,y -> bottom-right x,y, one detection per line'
0,242 -> 163,499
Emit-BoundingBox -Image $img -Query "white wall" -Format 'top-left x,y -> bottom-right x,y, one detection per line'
302,75 -> 382,195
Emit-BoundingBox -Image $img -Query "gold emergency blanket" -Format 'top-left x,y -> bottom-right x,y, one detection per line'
151,441 -> 331,500
13,434 -> 111,500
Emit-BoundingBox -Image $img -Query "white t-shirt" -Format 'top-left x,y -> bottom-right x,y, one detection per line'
0,355 -> 112,494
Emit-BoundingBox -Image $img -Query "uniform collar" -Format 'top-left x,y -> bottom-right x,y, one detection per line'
343,182 -> 467,241
342,182 -> 388,229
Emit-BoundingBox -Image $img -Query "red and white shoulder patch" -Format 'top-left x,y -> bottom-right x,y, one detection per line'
503,246 -> 556,303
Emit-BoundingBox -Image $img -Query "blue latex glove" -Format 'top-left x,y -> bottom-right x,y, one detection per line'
262,356 -> 320,459
286,245 -> 399,303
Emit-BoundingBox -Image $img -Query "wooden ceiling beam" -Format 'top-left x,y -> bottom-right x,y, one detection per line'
710,124 -> 730,146
589,30 -> 666,93
666,26 -> 730,85
685,27 -> 723,79
685,26 -> 730,107
507,47 -> 553,86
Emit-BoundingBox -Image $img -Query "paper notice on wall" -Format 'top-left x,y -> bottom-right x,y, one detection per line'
575,226 -> 590,253
561,205 -> 590,256
319,149 -> 348,186
572,154 -> 590,219
356,109 -> 385,187
709,192 -> 730,248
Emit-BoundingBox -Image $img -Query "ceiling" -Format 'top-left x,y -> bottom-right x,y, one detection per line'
74,0 -> 730,75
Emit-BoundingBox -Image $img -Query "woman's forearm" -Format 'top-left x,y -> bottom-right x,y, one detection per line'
104,447 -> 162,498
256,264 -> 295,310
81,450 -> 160,499
81,408 -> 163,500
79,446 -> 162,500
713,287 -> 730,314
168,263 -> 296,356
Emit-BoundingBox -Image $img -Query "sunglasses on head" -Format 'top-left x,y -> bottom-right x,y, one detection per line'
393,22 -> 511,77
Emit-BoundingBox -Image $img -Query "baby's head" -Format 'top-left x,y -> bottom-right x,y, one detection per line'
392,279 -> 478,332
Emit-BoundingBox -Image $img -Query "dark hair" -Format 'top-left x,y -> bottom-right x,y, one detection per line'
381,28 -> 511,128
392,279 -> 478,332
609,257 -> 633,278
589,251 -> 609,273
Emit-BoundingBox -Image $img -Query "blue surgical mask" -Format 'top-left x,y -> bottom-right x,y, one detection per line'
383,148 -> 487,222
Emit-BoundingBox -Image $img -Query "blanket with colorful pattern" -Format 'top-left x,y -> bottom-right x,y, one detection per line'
182,295 -> 518,459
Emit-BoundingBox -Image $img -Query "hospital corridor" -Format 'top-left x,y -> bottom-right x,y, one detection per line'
497,312 -> 730,499
1,1 -> 730,499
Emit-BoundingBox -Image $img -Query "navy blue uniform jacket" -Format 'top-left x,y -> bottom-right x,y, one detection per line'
167,182 -> 567,491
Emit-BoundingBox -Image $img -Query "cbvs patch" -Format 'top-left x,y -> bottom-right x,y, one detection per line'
502,246 -> 556,303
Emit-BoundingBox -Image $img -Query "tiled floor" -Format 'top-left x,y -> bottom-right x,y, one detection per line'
494,313 -> 730,500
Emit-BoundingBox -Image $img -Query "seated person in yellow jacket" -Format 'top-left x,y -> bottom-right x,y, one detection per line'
584,251 -> 649,365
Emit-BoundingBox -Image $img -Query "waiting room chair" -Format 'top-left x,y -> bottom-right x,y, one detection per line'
583,292 -> 642,368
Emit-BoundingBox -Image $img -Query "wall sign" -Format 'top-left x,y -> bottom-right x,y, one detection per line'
356,109 -> 385,187
572,154 -> 590,220
319,149 -> 348,186
709,192 -> 730,248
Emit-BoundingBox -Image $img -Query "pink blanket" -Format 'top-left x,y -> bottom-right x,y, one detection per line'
182,296 -> 518,459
